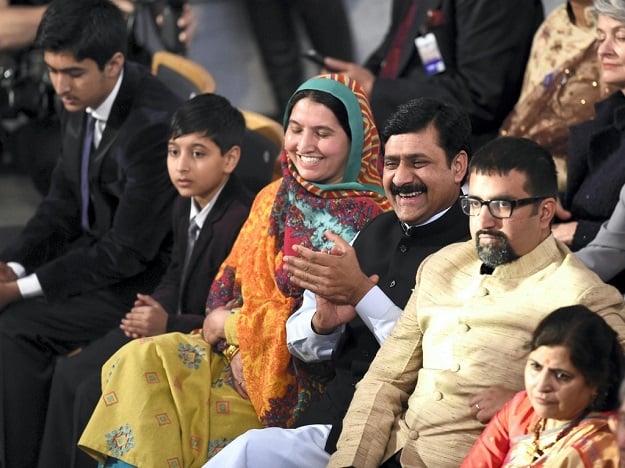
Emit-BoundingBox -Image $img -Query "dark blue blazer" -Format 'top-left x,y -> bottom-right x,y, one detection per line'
0,61 -> 182,304
565,92 -> 625,252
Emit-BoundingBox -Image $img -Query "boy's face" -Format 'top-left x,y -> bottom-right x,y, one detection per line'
167,132 -> 239,209
43,51 -> 123,112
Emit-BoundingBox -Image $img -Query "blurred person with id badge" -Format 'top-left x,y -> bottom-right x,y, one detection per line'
320,0 -> 543,150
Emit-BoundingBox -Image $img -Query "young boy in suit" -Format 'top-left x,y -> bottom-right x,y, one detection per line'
37,93 -> 254,468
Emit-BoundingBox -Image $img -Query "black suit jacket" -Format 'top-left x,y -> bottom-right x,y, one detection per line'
366,0 -> 543,147
0,61 -> 182,304
292,200 -> 470,452
152,175 -> 254,333
565,92 -> 625,252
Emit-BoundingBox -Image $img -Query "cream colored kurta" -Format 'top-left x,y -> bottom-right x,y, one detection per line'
329,236 -> 625,468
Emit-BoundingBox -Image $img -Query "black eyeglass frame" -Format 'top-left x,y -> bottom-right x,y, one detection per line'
459,195 -> 548,219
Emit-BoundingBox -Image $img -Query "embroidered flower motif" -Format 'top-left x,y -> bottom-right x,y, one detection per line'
213,364 -> 233,388
105,423 -> 135,457
208,438 -> 231,459
178,342 -> 206,369
291,196 -> 360,251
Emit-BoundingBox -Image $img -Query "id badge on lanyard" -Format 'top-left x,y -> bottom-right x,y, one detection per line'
415,33 -> 446,75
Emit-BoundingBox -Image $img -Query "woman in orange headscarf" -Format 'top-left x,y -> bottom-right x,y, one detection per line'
78,73 -> 390,468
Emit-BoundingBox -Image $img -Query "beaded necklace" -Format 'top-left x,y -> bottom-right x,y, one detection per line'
528,411 -> 588,461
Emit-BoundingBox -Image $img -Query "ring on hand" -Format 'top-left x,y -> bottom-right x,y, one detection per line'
474,403 -> 481,410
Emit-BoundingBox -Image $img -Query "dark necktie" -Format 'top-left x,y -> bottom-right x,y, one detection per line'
178,219 -> 199,314
80,114 -> 96,231
379,0 -> 418,79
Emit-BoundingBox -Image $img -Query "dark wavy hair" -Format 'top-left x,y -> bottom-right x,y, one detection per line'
529,305 -> 625,412
35,0 -> 127,70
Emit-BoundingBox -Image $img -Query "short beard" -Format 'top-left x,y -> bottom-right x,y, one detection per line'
475,230 -> 519,268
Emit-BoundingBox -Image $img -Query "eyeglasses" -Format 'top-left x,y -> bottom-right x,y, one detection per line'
459,195 -> 547,219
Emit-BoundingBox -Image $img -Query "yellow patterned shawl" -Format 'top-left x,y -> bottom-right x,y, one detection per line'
206,74 -> 390,427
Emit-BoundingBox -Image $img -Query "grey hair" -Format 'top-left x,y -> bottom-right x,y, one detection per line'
620,378 -> 625,403
593,0 -> 625,23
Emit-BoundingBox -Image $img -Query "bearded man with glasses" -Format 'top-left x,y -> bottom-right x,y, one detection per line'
328,136 -> 625,468
460,195 -> 548,267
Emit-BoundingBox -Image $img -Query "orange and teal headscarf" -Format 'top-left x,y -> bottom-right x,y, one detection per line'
281,73 -> 387,195
273,73 -> 391,263
207,73 -> 390,428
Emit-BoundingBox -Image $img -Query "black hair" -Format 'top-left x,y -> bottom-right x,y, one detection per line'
285,89 -> 351,140
169,93 -> 246,154
469,136 -> 558,198
35,0 -> 127,70
381,97 -> 472,166
529,305 -> 625,412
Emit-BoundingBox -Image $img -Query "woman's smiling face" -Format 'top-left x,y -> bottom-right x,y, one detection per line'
284,97 -> 351,185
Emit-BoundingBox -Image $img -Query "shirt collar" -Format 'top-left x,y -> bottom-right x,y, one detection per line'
188,181 -> 228,229
86,68 -> 124,123
401,205 -> 451,233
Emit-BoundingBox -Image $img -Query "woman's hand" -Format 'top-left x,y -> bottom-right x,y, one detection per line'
201,307 -> 230,344
229,353 -> 249,400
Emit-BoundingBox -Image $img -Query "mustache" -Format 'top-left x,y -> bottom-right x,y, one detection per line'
390,182 -> 427,196
476,229 -> 509,241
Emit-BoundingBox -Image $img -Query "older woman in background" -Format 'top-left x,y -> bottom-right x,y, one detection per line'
554,0 -> 625,253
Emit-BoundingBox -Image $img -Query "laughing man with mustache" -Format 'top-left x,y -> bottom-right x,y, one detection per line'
328,136 -> 625,468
